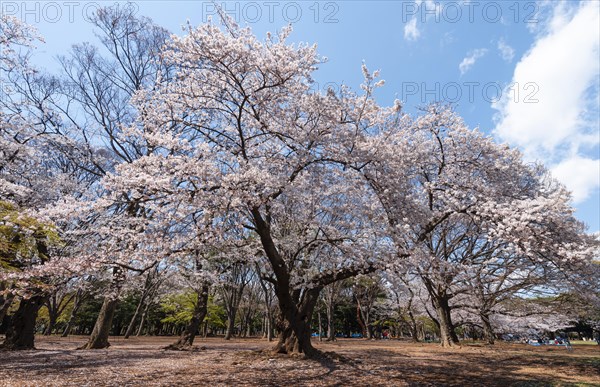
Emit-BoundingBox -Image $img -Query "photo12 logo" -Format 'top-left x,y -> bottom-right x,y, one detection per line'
401,1 -> 538,24
201,1 -> 340,24
0,1 -> 139,24
401,81 -> 540,104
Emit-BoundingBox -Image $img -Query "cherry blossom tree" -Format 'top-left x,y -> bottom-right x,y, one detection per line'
94,14 -> 398,356
356,104 -> 596,347
3,6 -> 595,358
40,6 -> 172,350
0,15 -> 70,350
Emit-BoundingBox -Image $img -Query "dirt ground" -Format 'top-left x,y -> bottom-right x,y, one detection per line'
0,335 -> 598,387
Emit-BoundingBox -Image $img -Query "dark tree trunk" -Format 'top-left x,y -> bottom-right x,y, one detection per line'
252,208 -> 319,356
1,295 -> 46,350
480,312 -> 495,345
0,293 -> 15,324
78,296 -> 119,349
423,277 -> 459,348
433,296 -> 459,348
165,284 -> 209,350
251,207 -> 372,357
79,267 -> 124,349
44,313 -> 57,336
273,312 -> 315,355
273,287 -> 320,357
224,307 -> 237,340
61,313 -> 76,337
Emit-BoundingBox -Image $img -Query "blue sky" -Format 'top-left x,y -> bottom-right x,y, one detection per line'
5,0 -> 599,231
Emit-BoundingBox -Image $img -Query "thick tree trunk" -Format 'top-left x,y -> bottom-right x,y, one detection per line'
1,295 -> 46,350
433,296 -> 459,348
480,312 -> 495,345
78,296 -> 118,349
251,208 -> 338,357
0,293 -> 15,324
79,267 -> 124,349
273,316 -> 314,356
165,284 -> 209,350
224,307 -> 237,340
272,287 -> 320,357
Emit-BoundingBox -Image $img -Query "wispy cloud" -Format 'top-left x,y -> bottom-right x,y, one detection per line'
459,49 -> 487,75
497,38 -> 515,62
404,18 -> 420,41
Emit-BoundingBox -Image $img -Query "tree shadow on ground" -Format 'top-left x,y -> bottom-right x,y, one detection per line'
0,348 -> 186,373
1,338 -> 598,386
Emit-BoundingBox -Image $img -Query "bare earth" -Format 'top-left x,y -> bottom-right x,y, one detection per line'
1,336 -> 598,386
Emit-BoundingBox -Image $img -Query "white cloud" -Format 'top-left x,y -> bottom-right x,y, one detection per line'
551,157 -> 600,203
404,18 -> 420,41
497,38 -> 515,62
527,0 -> 579,35
402,1 -> 440,41
493,1 -> 600,204
459,49 -> 487,75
